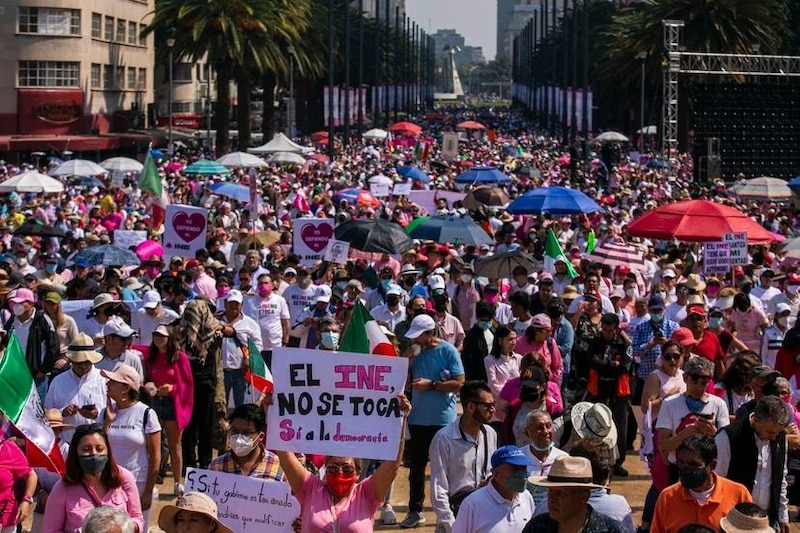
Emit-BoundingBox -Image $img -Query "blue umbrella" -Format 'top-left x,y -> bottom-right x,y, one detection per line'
183,160 -> 232,176
397,165 -> 430,184
646,159 -> 670,169
455,166 -> 512,184
406,216 -> 493,246
207,182 -> 253,203
71,245 -> 140,267
507,186 -> 603,215
789,176 -> 800,191
150,149 -> 165,159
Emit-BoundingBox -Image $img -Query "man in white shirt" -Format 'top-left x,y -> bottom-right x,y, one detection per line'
281,267 -> 317,329
255,273 -> 290,367
371,284 -> 406,331
132,290 -> 180,345
761,303 -> 791,368
219,290 -> 263,407
752,269 -> 781,309
95,317 -> 145,381
44,332 -> 108,443
452,445 -> 535,533
769,273 -> 800,328
664,283 -> 689,324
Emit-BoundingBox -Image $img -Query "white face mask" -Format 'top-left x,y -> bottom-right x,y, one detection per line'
461,274 -> 472,283
12,304 -> 26,317
228,433 -> 259,457
777,316 -> 789,327
788,286 -> 799,296
625,288 -> 637,298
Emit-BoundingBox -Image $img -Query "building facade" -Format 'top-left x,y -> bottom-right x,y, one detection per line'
0,0 -> 155,143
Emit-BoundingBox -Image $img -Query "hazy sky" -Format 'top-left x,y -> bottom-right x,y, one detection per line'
406,0 -> 497,60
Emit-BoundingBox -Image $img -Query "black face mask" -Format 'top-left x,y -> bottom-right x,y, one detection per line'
434,300 -> 447,313
520,388 -> 543,403
678,465 -> 708,490
387,296 -> 400,306
413,308 -> 428,317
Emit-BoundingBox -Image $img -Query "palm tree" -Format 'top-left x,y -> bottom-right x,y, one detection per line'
143,0 -> 312,155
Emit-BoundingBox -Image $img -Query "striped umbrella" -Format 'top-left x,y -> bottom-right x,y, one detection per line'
584,241 -> 647,271
733,177 -> 793,202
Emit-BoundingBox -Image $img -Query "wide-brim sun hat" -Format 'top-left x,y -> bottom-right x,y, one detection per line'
720,506 -> 773,533
570,401 -> 618,451
158,492 -> 234,533
66,332 -> 103,364
530,455 -> 606,489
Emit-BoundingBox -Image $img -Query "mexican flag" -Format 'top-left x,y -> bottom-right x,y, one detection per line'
138,148 -> 170,229
544,228 -> 579,278
245,338 -> 273,394
0,334 -> 64,473
339,300 -> 397,356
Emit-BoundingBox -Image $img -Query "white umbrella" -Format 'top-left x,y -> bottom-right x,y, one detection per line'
49,159 -> 107,177
267,152 -> 306,165
0,171 -> 65,193
216,151 -> 268,168
249,133 -> 313,155
636,125 -> 657,135
594,131 -> 629,143
363,128 -> 389,140
99,157 -> 144,173
368,174 -> 392,186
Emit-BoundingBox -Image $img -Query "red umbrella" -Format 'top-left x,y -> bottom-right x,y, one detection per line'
626,200 -> 775,244
310,131 -> 329,142
457,120 -> 486,130
388,121 -> 422,136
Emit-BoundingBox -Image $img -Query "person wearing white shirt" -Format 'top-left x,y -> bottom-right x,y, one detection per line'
752,270 -> 781,309
219,290 -> 263,407
768,277 -> 800,328
281,269 -> 317,327
664,283 -> 689,324
44,333 -> 108,443
255,274 -> 290,366
761,303 -> 791,368
94,318 -> 145,382
452,445 -> 536,533
370,285 -> 407,331
132,290 -> 180,345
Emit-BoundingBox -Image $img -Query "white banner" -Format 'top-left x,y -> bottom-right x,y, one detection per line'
292,218 -> 335,266
113,230 -> 148,251
724,232 -> 748,266
324,239 -> 350,264
266,347 -> 408,460
703,241 -> 731,275
163,204 -> 208,258
185,468 -> 299,533
370,183 -> 391,198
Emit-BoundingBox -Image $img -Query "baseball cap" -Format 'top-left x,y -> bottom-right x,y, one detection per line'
226,289 -> 244,304
750,365 -> 780,380
44,292 -> 61,304
538,272 -> 554,284
671,327 -> 698,346
404,314 -> 436,339
315,285 -> 332,303
142,290 -> 161,309
520,366 -> 547,389
386,284 -> 403,296
153,324 -> 170,337
686,305 -> 706,318
9,288 -> 34,304
647,295 -> 665,310
102,317 -> 136,338
531,313 -> 552,329
429,274 -> 446,291
776,302 -> 792,315
491,445 -> 535,469
101,363 -> 141,390
661,269 -> 676,279
186,259 -> 200,269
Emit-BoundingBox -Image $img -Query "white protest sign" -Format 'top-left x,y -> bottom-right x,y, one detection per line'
442,132 -> 459,161
113,230 -> 147,250
266,347 -> 408,460
110,171 -> 126,188
392,182 -> 412,196
163,204 -> 209,258
703,242 -> 730,275
185,468 -> 298,533
324,239 -> 350,264
292,218 -> 335,266
370,183 -> 391,198
723,232 -> 748,266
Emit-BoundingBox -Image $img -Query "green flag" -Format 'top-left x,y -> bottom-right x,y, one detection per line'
138,149 -> 162,196
586,229 -> 597,254
544,228 -> 578,278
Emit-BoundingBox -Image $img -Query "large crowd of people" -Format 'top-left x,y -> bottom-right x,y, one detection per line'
0,106 -> 799,533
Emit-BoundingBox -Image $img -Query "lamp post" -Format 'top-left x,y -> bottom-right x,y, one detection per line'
288,45 -> 296,139
636,51 -> 646,151
166,36 -> 175,155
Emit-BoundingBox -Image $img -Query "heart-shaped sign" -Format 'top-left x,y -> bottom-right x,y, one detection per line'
300,222 -> 333,253
172,212 -> 206,243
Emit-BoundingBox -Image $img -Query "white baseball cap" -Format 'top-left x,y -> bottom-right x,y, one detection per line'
142,290 -> 161,309
315,285 -> 332,303
429,274 -> 446,291
404,314 -> 436,339
102,317 -> 136,338
226,289 -> 244,304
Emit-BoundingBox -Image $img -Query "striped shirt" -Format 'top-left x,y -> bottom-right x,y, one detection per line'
632,318 -> 680,379
759,325 -> 786,369
209,448 -> 286,482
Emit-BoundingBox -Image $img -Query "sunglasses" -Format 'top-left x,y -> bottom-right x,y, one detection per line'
662,353 -> 681,362
688,374 -> 712,383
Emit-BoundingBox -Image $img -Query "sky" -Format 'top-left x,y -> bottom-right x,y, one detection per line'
406,0 -> 497,61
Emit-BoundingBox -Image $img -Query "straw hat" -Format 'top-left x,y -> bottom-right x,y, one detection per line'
720,505 -> 773,533
66,333 -> 102,364
159,492 -> 234,533
531,456 -> 605,489
570,402 -> 618,451
45,408 -> 74,430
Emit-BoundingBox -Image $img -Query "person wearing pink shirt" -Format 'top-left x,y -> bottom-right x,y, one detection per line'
42,424 -> 143,533
0,430 -> 37,533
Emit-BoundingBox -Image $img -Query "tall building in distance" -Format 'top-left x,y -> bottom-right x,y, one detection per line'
431,29 -> 485,68
497,0 -> 571,61
352,0 -> 406,23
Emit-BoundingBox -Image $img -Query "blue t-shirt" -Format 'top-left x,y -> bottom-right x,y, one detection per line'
408,341 -> 464,426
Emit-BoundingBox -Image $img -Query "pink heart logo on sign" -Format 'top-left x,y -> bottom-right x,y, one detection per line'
300,223 -> 333,253
172,212 -> 206,243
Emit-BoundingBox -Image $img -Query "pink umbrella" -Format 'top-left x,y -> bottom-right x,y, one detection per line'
135,239 -> 164,261
770,231 -> 787,243
165,162 -> 184,173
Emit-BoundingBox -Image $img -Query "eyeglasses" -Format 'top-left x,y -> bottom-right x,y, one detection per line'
471,401 -> 497,410
325,463 -> 356,475
688,374 -> 712,383
662,353 -> 681,362
75,423 -> 103,433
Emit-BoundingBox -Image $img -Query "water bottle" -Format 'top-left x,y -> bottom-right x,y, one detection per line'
440,368 -> 451,381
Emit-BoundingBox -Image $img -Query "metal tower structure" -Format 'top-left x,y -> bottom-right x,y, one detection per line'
661,20 -> 683,155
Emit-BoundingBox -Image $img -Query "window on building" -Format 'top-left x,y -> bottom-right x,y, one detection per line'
172,102 -> 194,114
117,66 -> 125,88
91,13 -> 101,39
127,67 -> 136,90
171,63 -> 193,83
116,20 -> 126,43
128,22 -> 137,45
104,16 -> 114,40
91,63 -> 101,88
138,68 -> 146,90
19,7 -> 80,36
19,61 -> 80,87
138,24 -> 146,46
103,64 -> 114,89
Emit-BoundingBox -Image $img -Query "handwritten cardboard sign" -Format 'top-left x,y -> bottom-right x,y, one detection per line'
163,204 -> 208,257
703,241 -> 730,275
185,468 -> 298,532
266,348 -> 408,460
723,232 -> 748,266
292,218 -> 334,266
324,239 -> 350,264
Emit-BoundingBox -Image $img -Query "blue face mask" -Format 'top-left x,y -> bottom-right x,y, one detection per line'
686,396 -> 709,414
478,321 -> 492,330
320,331 -> 339,350
650,313 -> 663,323
708,317 -> 723,329
381,279 -> 392,290
45,264 -> 57,274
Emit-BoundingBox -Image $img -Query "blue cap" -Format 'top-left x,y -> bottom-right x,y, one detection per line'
491,445 -> 535,469
647,295 -> 665,310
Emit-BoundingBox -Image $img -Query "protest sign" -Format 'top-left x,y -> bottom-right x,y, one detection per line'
723,232 -> 748,266
185,468 -> 298,533
370,183 -> 391,198
163,204 -> 208,257
324,239 -> 350,264
110,171 -> 125,188
113,230 -> 147,251
266,347 -> 408,460
392,182 -> 412,196
292,218 -> 335,266
442,132 -> 459,161
703,241 -> 730,275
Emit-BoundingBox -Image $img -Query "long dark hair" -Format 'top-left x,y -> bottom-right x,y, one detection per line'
148,327 -> 180,364
490,325 -> 514,358
64,424 -> 122,489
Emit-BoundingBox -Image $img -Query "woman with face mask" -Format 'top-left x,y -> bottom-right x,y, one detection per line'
42,423 -> 144,533
729,292 -> 769,353
483,325 -> 521,434
500,362 -> 564,447
275,395 -> 411,532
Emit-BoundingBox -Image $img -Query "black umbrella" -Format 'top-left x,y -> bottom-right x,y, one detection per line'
70,244 -> 140,267
334,218 -> 413,255
14,218 -> 68,238
463,186 -> 510,210
474,250 -> 542,280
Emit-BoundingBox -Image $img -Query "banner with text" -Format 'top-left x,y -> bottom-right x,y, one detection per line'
266,347 -> 408,460
703,241 -> 730,275
723,232 -> 748,266
292,218 -> 335,266
185,468 -> 298,532
163,204 -> 209,258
